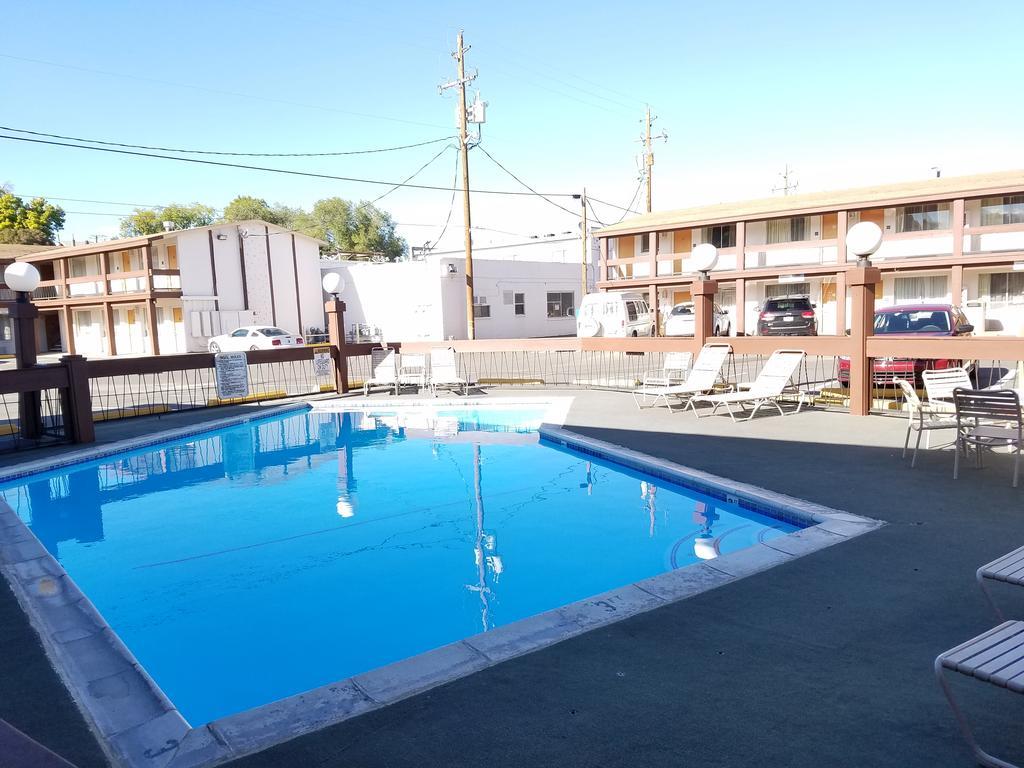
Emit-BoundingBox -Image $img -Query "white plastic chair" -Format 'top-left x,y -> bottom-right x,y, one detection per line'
641,351 -> 693,388
363,348 -> 398,396
922,367 -> 973,414
631,344 -> 731,412
397,353 -> 427,392
428,347 -> 475,396
893,378 -> 957,468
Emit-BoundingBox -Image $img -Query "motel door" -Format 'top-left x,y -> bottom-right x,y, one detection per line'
114,307 -> 147,355
73,309 -> 106,356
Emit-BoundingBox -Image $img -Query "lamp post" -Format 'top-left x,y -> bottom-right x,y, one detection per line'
689,243 -> 719,345
843,221 -> 883,416
845,221 -> 883,267
4,263 -> 42,439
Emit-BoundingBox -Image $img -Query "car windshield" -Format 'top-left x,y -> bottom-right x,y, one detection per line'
670,305 -> 693,315
259,327 -> 288,336
874,310 -> 951,334
765,298 -> 811,312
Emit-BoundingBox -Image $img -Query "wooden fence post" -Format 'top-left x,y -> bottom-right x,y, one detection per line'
846,265 -> 881,416
60,354 -> 95,443
324,300 -> 349,394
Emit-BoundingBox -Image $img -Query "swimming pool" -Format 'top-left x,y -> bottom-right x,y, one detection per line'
1,403 -> 803,726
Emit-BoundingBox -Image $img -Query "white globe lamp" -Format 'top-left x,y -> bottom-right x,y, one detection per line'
690,243 -> 719,279
4,262 -> 41,299
846,221 -> 883,267
321,272 -> 345,299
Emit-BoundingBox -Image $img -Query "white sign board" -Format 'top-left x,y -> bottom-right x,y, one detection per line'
313,350 -> 333,378
215,352 -> 250,400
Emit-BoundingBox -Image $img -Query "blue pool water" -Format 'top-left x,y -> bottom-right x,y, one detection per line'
1,406 -> 800,725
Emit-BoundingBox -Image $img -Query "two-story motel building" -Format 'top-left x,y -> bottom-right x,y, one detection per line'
596,169 -> 1024,336
15,220 -> 324,357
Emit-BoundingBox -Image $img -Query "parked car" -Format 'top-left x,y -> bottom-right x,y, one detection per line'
837,303 -> 975,386
664,302 -> 731,337
757,296 -> 817,336
577,292 -> 654,338
208,326 -> 305,353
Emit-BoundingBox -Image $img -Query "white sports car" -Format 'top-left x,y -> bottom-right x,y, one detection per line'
208,326 -> 305,353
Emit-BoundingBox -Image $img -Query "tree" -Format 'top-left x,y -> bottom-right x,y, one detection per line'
222,196 -> 299,228
294,198 -> 406,260
120,202 -> 216,237
0,192 -> 65,245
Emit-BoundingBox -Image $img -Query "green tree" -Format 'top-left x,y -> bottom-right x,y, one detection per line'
294,198 -> 406,260
0,192 -> 65,245
120,202 -> 216,237
222,196 -> 299,228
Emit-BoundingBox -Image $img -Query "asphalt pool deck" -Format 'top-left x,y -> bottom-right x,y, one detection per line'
2,390 -> 1024,767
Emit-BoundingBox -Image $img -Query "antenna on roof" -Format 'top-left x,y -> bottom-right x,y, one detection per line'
931,166 -> 941,178
772,164 -> 798,196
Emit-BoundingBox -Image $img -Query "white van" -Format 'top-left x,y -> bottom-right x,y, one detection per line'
576,292 -> 655,338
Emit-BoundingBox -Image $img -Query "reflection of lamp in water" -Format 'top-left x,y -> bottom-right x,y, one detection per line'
579,461 -> 594,496
336,499 -> 354,518
336,429 -> 356,517
692,501 -> 721,560
640,481 -> 658,537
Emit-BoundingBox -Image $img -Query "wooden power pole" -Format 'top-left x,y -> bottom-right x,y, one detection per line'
641,106 -> 667,214
580,188 -> 589,299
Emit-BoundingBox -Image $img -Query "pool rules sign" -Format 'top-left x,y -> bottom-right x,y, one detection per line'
215,352 -> 250,400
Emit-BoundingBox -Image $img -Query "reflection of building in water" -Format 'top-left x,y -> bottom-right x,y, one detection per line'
692,501 -> 721,560
336,412 -> 356,518
466,444 -> 504,632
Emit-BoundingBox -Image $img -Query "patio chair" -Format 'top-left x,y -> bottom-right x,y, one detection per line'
976,545 -> 1024,621
691,349 -> 806,422
935,621 -> 1024,768
631,344 -> 731,413
640,351 -> 693,388
922,367 -> 973,414
397,353 -> 428,393
893,378 -> 958,468
952,387 -> 1023,487
428,347 -> 476,396
362,348 -> 398,396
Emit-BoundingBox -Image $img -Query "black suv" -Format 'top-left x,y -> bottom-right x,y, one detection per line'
757,296 -> 817,336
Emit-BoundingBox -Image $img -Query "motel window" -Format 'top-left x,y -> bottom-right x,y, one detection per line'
766,216 -> 810,244
546,291 -> 575,318
607,239 -> 618,259
473,295 -> 491,319
980,272 -> 1024,308
981,196 -> 1024,226
639,233 -> 651,253
894,275 -> 948,303
765,282 -> 811,300
896,203 -> 950,233
702,224 -> 736,249
514,292 -> 525,316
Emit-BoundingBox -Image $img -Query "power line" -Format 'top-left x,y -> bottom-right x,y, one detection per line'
0,125 -> 456,158
431,150 -> 461,248
585,198 -> 607,227
612,181 -> 645,224
0,133 -> 579,198
587,195 -> 642,216
12,194 -> 168,208
476,145 -> 580,217
357,143 -> 454,210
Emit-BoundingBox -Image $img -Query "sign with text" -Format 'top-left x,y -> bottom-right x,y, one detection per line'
215,352 -> 250,400
313,350 -> 333,378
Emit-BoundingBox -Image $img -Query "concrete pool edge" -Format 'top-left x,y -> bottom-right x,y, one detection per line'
0,406 -> 883,768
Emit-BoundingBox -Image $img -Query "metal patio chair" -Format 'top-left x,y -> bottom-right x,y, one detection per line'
953,388 -> 1023,488
631,344 -> 730,413
893,378 -> 957,468
977,545 -> 1024,621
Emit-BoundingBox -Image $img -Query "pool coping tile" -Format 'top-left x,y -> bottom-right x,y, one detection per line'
0,403 -> 882,768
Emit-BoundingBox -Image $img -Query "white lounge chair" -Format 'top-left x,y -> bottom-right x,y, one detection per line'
429,347 -> 476,396
397,353 -> 427,392
691,349 -> 806,421
641,351 -> 693,388
631,344 -> 731,412
362,348 -> 398,396
893,378 -> 958,468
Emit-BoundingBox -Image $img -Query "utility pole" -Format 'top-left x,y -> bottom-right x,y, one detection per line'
772,164 -> 799,196
640,106 -> 667,213
440,31 -> 478,339
580,188 -> 589,299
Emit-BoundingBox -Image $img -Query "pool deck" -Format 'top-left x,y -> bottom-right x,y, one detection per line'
3,389 -> 1024,767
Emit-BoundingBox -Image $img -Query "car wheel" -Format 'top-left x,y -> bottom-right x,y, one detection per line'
631,330 -> 638,337
250,345 -> 259,351
209,342 -> 220,353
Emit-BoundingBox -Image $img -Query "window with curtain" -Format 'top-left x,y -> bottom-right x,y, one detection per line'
766,217 -> 810,244
701,224 -> 735,249
980,196 -> 1024,226
546,292 -> 575,318
895,203 -> 950,232
765,282 -> 810,299
980,272 -> 1024,307
893,275 -> 948,303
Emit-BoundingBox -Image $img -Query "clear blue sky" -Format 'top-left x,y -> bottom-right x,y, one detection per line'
3,0 -> 1023,248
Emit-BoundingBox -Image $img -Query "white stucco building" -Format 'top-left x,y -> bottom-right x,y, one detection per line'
321,235 -> 599,341
15,220 -> 324,356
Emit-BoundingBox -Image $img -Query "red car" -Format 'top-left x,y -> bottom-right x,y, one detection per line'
838,303 -> 975,386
